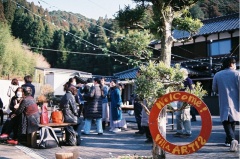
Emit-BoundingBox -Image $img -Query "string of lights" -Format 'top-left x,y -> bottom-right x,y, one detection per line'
25,46 -> 131,57
36,0 -> 208,64
12,0 -> 237,69
37,0 -> 196,58
12,0 -> 139,65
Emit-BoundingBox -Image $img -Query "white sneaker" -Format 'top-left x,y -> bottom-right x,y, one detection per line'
112,128 -> 121,133
224,142 -> 230,147
109,128 -> 114,132
230,139 -> 238,152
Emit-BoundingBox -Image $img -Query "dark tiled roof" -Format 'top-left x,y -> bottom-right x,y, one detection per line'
113,68 -> 139,80
113,67 -> 208,80
173,13 -> 239,39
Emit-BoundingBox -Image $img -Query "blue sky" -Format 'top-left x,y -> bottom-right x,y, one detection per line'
26,0 -> 136,19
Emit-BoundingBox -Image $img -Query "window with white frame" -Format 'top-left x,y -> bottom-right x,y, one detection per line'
209,39 -> 231,56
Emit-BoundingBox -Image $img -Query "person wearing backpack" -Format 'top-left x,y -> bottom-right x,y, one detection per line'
60,85 -> 81,146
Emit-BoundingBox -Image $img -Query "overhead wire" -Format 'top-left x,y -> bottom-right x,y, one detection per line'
12,0 -> 138,65
14,0 -> 238,68
37,0 -> 212,66
37,0 -> 198,62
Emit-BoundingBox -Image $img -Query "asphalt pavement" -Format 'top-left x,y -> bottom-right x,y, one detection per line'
0,113 -> 239,159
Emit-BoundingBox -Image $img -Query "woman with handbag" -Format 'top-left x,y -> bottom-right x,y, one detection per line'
59,85 -> 81,146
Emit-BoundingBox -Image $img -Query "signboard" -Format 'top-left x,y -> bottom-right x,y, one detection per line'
149,91 -> 212,155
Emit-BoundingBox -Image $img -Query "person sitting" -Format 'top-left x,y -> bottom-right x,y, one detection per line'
0,87 -> 40,145
0,87 -> 24,144
60,85 -> 81,146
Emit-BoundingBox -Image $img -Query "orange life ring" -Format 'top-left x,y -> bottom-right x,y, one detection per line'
149,91 -> 212,155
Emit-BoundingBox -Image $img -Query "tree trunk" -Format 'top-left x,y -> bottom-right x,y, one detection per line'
152,7 -> 174,159
160,9 -> 174,67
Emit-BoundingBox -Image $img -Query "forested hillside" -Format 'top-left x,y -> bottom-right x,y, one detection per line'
0,0 -> 238,77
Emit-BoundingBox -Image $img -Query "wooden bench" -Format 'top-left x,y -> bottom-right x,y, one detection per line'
28,122 -> 77,148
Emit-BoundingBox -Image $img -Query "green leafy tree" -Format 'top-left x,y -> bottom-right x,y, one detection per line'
42,25 -> 53,48
116,0 -> 203,67
64,26 -> 84,69
199,0 -> 239,19
49,30 -> 66,68
27,19 -> 44,48
0,22 -> 35,77
189,2 -> 205,20
11,9 -> 26,39
115,1 -> 204,158
17,14 -> 34,45
113,29 -> 153,63
3,0 -> 16,25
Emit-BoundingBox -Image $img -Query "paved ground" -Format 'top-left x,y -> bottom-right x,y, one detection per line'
0,113 -> 239,159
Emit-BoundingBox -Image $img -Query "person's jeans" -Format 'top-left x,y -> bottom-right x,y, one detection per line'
176,102 -> 191,134
83,118 -> 103,134
222,119 -> 236,143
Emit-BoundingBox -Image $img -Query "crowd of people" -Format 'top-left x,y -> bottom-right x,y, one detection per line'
0,75 -> 38,145
0,57 -> 238,153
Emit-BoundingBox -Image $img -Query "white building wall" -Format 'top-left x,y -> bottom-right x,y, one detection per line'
219,32 -> 231,39
45,73 -> 74,96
